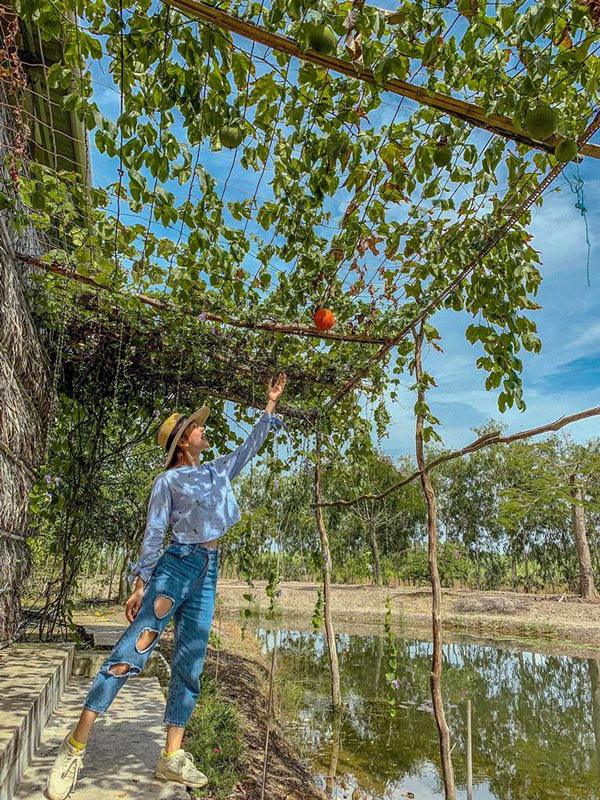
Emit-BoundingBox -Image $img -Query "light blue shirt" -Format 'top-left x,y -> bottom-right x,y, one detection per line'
128,411 -> 285,588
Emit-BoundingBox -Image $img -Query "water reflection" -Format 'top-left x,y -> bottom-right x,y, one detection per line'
254,627 -> 600,800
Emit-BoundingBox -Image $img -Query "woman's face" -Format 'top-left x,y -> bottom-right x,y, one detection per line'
185,420 -> 210,452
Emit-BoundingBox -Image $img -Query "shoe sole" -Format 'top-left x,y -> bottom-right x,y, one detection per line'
154,770 -> 208,788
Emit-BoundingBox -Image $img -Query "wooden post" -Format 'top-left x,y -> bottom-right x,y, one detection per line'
413,323 -> 456,800
314,427 -> 342,711
467,699 -> 473,800
326,708 -> 343,797
260,637 -> 277,800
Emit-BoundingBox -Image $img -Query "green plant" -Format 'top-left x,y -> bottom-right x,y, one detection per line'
184,676 -> 244,799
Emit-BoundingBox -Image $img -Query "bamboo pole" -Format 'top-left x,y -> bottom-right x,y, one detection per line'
467,699 -> 473,800
314,426 -> 342,711
163,0 -> 600,161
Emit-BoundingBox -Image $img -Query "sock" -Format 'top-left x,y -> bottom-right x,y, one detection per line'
68,733 -> 87,751
162,747 -> 178,759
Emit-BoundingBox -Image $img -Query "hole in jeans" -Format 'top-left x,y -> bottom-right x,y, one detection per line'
135,628 -> 159,653
154,595 -> 174,619
108,662 -> 138,677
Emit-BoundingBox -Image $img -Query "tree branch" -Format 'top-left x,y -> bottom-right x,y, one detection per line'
317,405 -> 600,508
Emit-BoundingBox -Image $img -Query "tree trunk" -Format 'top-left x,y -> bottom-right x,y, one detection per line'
326,709 -> 343,797
368,522 -> 383,587
511,554 -> 517,591
118,546 -> 131,603
413,323 -> 456,800
314,427 -> 342,711
588,658 -> 600,777
570,474 -> 598,601
107,544 -> 119,602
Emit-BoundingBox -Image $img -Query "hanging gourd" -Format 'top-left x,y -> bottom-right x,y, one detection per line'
313,308 -> 336,330
524,104 -> 559,141
554,138 -> 578,163
433,142 -> 452,168
307,24 -> 338,55
220,124 -> 245,149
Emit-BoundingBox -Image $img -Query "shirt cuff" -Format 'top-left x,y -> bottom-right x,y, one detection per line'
127,560 -> 152,589
261,411 -> 285,431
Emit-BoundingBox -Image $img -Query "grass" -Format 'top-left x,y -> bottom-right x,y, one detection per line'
154,641 -> 245,800
182,674 -> 245,799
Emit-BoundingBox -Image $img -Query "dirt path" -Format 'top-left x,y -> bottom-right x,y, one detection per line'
215,579 -> 600,653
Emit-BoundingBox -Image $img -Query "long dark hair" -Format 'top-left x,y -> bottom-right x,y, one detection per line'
166,421 -> 196,469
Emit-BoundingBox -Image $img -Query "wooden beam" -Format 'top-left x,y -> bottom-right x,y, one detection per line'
16,253 -> 394,345
163,0 -> 600,161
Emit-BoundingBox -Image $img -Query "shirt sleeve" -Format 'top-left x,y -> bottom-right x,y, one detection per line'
210,411 -> 285,481
127,474 -> 172,589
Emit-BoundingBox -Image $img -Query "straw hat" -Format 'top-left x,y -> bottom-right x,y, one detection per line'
157,405 -> 211,468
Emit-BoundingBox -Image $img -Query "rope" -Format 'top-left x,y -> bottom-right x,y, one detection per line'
565,163 -> 592,287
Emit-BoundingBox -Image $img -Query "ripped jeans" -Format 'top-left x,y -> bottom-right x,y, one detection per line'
82,541 -> 219,727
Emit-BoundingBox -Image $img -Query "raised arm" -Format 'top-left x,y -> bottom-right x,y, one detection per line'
127,473 -> 172,589
211,372 -> 287,480
211,411 -> 285,480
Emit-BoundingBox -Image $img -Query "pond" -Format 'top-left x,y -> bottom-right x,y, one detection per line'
252,623 -> 600,800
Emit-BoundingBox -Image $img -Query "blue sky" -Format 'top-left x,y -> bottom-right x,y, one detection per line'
86,8 -> 599,460
373,164 -> 600,457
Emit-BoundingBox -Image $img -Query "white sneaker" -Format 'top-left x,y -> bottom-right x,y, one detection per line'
154,748 -> 208,788
45,732 -> 86,800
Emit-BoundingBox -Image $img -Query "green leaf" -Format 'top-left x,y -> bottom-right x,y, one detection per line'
231,51 -> 252,90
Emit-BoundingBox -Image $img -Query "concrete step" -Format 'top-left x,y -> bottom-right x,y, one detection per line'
13,676 -> 188,799
72,650 -> 160,679
81,623 -> 131,649
73,620 -> 162,678
0,643 -> 74,800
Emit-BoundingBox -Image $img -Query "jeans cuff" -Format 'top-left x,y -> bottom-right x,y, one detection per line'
163,717 -> 188,727
83,703 -> 107,714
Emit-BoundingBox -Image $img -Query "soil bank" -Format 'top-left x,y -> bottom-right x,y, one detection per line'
198,619 -> 326,800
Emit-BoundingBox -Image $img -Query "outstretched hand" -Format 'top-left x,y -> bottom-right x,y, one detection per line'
267,372 -> 287,403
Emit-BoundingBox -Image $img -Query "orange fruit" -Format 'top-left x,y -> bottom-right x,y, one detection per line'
313,308 -> 336,330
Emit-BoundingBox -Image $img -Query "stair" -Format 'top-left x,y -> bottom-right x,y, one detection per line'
4,622 -> 186,799
72,649 -> 160,678
0,644 -> 74,800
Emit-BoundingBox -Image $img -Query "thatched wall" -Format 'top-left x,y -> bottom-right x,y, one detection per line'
0,79 -> 54,645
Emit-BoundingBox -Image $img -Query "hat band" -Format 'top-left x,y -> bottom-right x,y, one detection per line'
165,415 -> 188,453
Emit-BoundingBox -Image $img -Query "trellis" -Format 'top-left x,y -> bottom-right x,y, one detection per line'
2,0 -> 600,798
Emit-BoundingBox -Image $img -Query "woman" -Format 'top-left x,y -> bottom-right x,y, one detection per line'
46,373 -> 287,800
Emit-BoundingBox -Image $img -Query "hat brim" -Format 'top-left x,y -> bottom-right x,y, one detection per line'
164,405 -> 211,468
